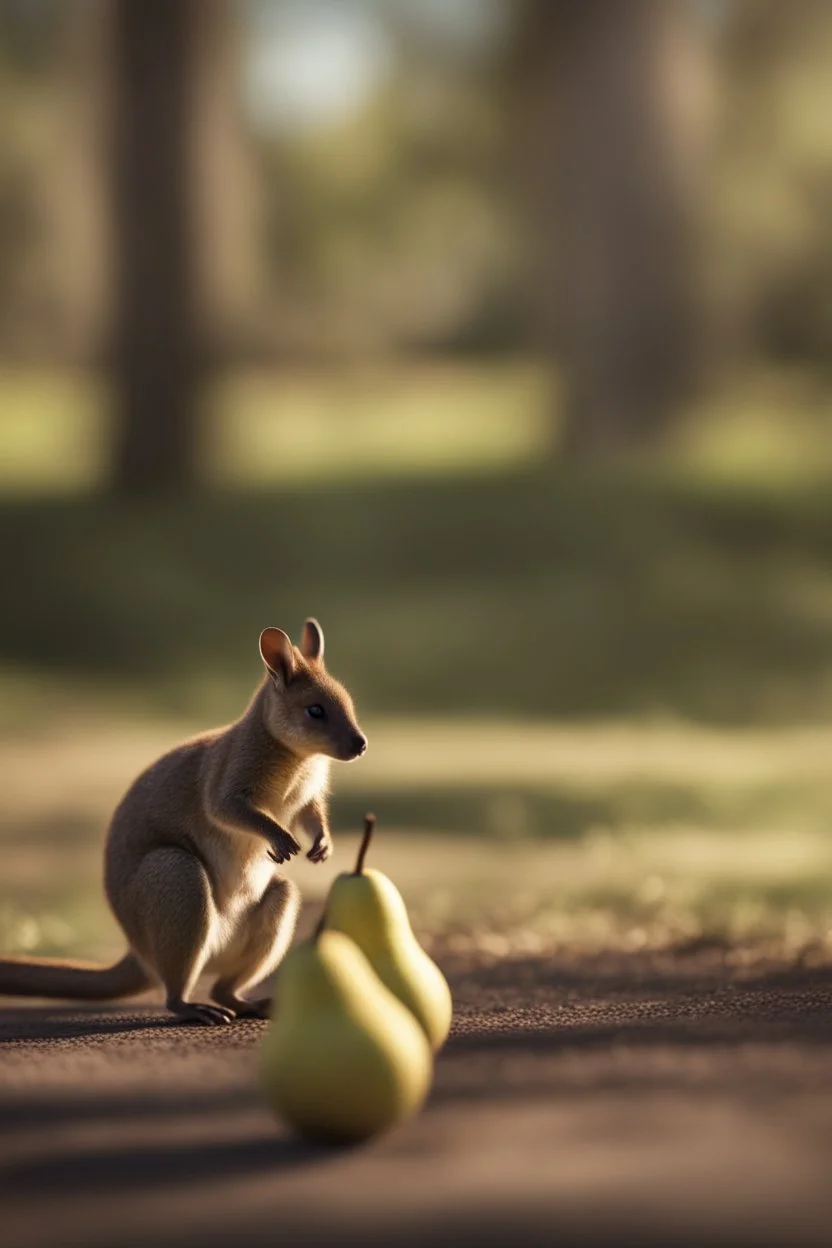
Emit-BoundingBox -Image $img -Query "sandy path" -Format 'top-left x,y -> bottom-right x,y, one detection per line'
1,949 -> 831,1248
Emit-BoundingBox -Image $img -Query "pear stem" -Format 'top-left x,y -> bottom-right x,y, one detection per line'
312,909 -> 327,942
354,813 -> 376,875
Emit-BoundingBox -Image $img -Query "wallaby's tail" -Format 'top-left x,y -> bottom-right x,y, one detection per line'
0,952 -> 151,1001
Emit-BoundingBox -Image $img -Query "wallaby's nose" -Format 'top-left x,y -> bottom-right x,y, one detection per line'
351,732 -> 368,758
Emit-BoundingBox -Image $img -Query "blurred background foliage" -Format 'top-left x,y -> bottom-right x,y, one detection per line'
1,0 -> 832,959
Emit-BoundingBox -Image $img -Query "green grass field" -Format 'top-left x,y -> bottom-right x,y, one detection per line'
2,713 -> 831,963
1,361 -> 831,962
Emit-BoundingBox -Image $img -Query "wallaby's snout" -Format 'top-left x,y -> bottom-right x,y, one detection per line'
345,730 -> 368,761
323,709 -> 367,763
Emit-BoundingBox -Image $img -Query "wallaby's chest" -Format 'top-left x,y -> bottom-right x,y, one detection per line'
262,755 -> 329,822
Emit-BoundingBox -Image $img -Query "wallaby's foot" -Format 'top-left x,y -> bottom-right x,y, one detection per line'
212,991 -> 271,1020
243,996 -> 272,1019
167,997 -> 235,1025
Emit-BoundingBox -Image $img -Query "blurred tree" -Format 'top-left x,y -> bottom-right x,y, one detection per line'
254,63 -> 514,360
510,0 -> 710,454
109,0 -> 201,493
714,0 -> 832,370
109,0 -> 253,493
0,0 -> 66,358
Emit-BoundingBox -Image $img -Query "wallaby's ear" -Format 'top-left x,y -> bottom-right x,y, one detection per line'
259,627 -> 295,684
300,617 -> 325,663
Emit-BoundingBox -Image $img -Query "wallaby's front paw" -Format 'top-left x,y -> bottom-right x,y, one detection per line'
267,827 -> 301,864
307,831 -> 332,863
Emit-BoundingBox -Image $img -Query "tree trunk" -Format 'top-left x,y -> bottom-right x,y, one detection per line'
109,0 -> 200,494
511,0 -> 710,455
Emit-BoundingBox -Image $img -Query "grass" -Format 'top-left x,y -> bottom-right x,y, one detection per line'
1,712 -> 831,963
0,369 -> 109,493
1,360 -> 832,963
6,447 -> 832,728
206,363 -> 553,484
0,361 -> 551,493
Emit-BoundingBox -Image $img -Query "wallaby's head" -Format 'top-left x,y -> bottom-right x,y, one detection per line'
258,619 -> 367,762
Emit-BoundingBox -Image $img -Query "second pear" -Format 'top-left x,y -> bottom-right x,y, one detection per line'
325,816 -> 453,1051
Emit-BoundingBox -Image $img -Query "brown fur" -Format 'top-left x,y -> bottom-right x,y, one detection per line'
0,619 -> 366,1025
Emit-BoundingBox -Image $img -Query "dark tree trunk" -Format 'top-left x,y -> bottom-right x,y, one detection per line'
109,0 -> 200,494
511,0 -> 709,455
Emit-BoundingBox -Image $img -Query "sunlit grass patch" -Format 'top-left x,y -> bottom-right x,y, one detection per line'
413,826 -> 832,962
1,714 -> 831,964
204,361 -> 551,485
665,367 -> 832,488
0,361 -> 551,494
2,362 -> 832,495
0,369 -> 108,493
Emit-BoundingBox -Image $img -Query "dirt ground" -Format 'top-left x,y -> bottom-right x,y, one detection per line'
1,939 -> 831,1248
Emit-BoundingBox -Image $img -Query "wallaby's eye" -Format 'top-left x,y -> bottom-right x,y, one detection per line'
306,704 -> 326,721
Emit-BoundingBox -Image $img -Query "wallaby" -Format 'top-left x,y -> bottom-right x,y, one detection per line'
0,619 -> 367,1025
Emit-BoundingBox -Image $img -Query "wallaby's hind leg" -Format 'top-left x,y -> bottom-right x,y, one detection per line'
212,876 -> 300,1019
128,847 -> 233,1025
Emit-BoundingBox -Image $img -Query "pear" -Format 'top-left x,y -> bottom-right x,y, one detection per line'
259,928 -> 432,1144
324,815 -> 453,1051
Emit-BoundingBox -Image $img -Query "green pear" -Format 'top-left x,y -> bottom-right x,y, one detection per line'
324,815 -> 453,1051
259,929 -> 432,1144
